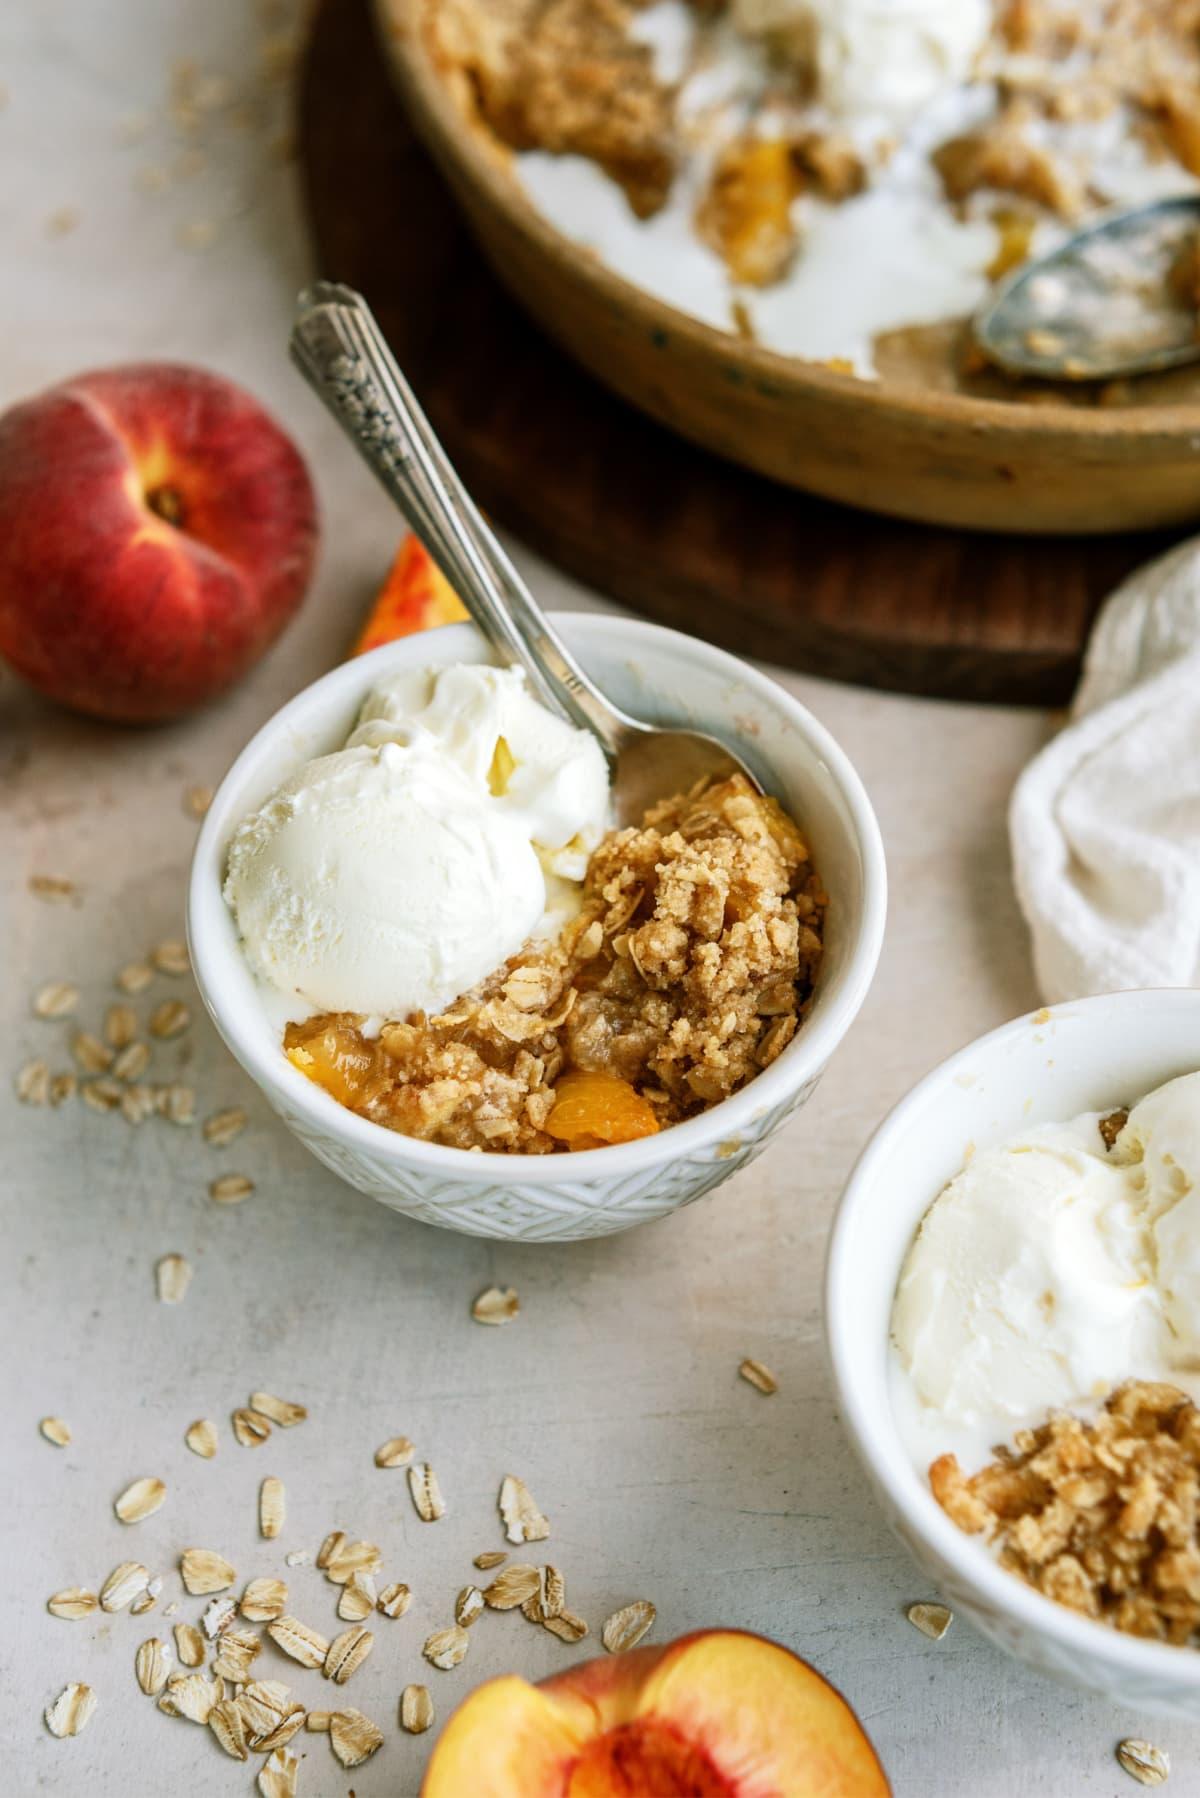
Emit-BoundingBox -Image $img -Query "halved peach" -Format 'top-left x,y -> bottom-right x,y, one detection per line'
352,534 -> 467,655
422,1629 -> 890,1796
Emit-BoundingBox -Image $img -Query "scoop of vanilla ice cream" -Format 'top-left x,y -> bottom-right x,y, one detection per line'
734,0 -> 991,130
224,663 -> 609,1020
1115,1072 -> 1200,1364
892,1121 -> 1160,1425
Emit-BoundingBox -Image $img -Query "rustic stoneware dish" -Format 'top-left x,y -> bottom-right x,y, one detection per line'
372,0 -> 1200,536
827,988 -> 1200,1716
189,614 -> 886,1243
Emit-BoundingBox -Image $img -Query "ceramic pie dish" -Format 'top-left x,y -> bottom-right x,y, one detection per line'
372,0 -> 1200,536
188,614 -> 886,1242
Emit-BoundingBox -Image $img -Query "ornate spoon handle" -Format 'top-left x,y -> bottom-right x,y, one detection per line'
290,282 -> 637,757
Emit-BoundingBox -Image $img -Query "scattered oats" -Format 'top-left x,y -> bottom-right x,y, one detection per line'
212,1628 -> 262,1681
472,1285 -> 520,1326
135,1637 -> 170,1696
257,1748 -> 300,1798
151,939 -> 190,976
375,1435 -> 414,1469
423,1624 -> 470,1670
30,875 -> 77,904
39,1415 -> 70,1447
499,1473 -> 549,1544
253,1702 -> 306,1754
268,1615 -> 330,1670
157,1691 -> 179,1718
72,1030 -> 113,1074
202,1595 -> 238,1638
44,1683 -> 96,1737
484,1565 -> 541,1611
237,1680 -> 295,1741
325,1625 -> 374,1684
129,1588 -> 158,1616
149,999 -> 190,1038
156,1254 -> 192,1305
209,1697 -> 249,1761
260,1476 -> 286,1539
104,1003 -> 138,1048
159,1082 -> 195,1125
180,1548 -> 235,1596
174,1622 -> 205,1667
162,1602 -> 178,1618
17,1059 -> 50,1105
325,1539 -> 382,1585
120,1082 -> 157,1124
330,1707 -> 383,1768
82,1077 -> 123,1112
409,1463 -> 445,1523
474,1550 -> 507,1570
316,1532 -> 344,1571
46,206 -> 81,237
213,1174 -> 255,1206
115,1476 -> 167,1523
284,1550 -> 310,1568
543,1608 -> 588,1644
117,961 -> 154,994
739,1357 -> 778,1395
337,1572 -> 375,1621
376,1582 -> 411,1619
166,1670 -> 222,1724
455,1585 -> 485,1627
185,1418 -> 217,1458
250,1392 -> 307,1428
906,1601 -> 953,1641
48,1588 -> 97,1620
203,1106 -> 247,1148
34,980 -> 79,1019
176,217 -> 219,251
1117,1741 -> 1171,1787
184,784 -> 213,819
603,1600 -> 656,1654
400,1684 -> 433,1734
101,1561 -> 149,1611
306,1710 -> 332,1732
112,1041 -> 150,1081
233,1407 -> 271,1446
49,1072 -> 77,1106
241,1577 -> 288,1623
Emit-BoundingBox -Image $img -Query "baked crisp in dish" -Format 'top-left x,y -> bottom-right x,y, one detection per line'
932,1381 -> 1200,1645
284,775 -> 825,1153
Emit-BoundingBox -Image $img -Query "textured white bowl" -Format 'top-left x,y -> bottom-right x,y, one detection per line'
826,988 -> 1200,1716
188,614 -> 885,1242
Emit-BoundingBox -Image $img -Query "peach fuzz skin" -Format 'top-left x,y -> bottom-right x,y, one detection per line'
422,1629 -> 890,1797
0,363 -> 317,722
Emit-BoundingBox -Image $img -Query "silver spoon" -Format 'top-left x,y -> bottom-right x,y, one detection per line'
289,282 -> 763,822
973,195 -> 1200,382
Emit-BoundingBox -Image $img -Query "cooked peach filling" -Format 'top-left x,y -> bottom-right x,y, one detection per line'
284,775 -> 825,1154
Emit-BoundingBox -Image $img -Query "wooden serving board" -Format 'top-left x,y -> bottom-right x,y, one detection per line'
298,0 -> 1183,705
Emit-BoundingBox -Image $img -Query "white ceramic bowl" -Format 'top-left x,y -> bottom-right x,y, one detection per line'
188,614 -> 885,1242
826,988 -> 1200,1716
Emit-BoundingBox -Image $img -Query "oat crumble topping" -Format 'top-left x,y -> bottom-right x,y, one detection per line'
284,774 -> 825,1154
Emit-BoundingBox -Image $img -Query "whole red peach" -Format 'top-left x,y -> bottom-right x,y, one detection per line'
0,363 -> 318,723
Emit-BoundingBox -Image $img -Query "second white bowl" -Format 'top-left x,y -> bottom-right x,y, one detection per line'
826,987 -> 1200,1716
189,614 -> 886,1242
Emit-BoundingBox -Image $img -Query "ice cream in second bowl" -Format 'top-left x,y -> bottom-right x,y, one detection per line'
223,657 -> 826,1156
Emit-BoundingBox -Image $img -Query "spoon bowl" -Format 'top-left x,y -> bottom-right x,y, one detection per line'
974,195 -> 1200,383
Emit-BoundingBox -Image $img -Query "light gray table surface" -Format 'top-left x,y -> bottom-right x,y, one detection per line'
3,3 -> 1195,1794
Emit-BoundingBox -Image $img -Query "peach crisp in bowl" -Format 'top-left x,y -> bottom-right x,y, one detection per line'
188,613 -> 885,1241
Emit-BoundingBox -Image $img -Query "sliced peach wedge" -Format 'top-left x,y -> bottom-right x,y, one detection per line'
422,1629 -> 890,1797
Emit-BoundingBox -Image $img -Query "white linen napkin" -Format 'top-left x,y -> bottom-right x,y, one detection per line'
1009,536 -> 1200,1004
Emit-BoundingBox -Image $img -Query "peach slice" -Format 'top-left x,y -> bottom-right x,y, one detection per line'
352,535 -> 467,655
544,1070 -> 661,1151
422,1629 -> 890,1797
